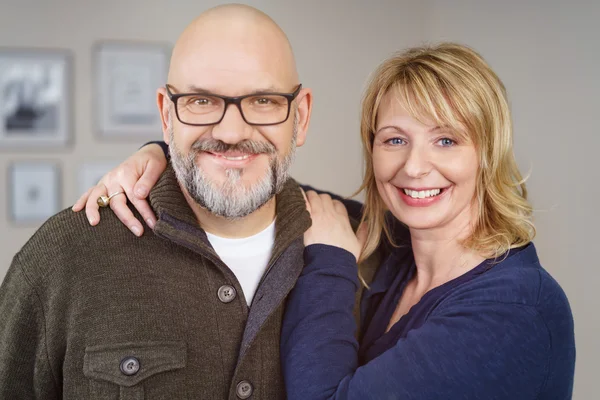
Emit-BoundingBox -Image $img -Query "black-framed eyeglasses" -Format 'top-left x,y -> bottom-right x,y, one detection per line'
165,84 -> 302,126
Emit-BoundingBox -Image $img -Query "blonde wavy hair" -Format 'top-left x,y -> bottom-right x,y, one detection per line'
357,43 -> 535,272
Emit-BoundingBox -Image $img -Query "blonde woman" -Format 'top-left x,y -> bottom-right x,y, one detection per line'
281,43 -> 575,399
75,43 -> 575,399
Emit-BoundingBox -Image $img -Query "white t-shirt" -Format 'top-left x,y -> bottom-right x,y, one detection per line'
206,220 -> 276,306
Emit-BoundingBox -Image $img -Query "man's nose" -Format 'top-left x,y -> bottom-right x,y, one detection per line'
211,103 -> 253,145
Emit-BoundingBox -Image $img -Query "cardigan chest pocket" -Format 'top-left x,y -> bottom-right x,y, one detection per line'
83,341 -> 187,400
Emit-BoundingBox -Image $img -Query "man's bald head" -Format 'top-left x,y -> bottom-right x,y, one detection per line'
167,4 -> 298,92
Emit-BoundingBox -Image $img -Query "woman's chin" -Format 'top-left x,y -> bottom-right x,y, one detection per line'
402,220 -> 444,231
390,210 -> 447,231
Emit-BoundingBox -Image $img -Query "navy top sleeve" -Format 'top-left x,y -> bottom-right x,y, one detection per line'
143,141 -> 170,160
281,244 -> 575,400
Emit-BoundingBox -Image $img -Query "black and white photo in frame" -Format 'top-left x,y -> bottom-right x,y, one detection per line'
94,41 -> 170,139
0,49 -> 71,148
8,161 -> 61,224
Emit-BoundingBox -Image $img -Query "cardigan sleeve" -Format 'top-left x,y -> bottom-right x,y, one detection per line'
0,256 -> 59,399
281,245 -> 559,400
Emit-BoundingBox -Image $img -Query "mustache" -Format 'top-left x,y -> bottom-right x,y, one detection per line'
190,139 -> 276,155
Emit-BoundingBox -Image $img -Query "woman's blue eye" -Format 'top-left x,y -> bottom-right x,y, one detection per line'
386,138 -> 405,145
439,138 -> 455,146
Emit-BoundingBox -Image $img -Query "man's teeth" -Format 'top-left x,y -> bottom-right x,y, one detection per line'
403,188 -> 442,199
221,155 -> 251,161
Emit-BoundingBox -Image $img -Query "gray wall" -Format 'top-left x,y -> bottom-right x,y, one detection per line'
0,0 -> 597,397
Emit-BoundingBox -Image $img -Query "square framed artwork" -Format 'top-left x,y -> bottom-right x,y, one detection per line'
78,161 -> 119,195
8,161 -> 61,224
94,41 -> 170,139
0,48 -> 72,149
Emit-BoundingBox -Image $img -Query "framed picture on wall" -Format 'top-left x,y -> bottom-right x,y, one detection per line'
94,41 -> 170,139
8,161 -> 61,224
78,161 -> 120,194
0,48 -> 72,149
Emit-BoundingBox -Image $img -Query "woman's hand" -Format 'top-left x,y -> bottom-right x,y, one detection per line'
303,190 -> 366,261
72,143 -> 168,236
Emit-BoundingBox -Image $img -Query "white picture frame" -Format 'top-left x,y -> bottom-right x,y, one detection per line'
0,48 -> 72,149
78,161 -> 120,195
8,161 -> 61,224
94,41 -> 170,139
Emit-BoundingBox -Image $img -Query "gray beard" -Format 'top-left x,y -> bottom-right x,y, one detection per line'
169,113 -> 298,219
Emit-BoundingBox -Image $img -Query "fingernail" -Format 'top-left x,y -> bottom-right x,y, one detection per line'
146,219 -> 155,229
131,226 -> 141,236
135,187 -> 148,198
88,217 -> 96,225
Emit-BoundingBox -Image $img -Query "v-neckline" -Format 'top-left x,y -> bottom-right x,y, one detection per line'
375,257 -> 492,348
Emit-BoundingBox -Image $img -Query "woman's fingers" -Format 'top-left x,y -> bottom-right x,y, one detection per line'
306,190 -> 323,214
72,187 -> 93,212
74,143 -> 165,229
303,191 -> 361,259
84,184 -> 107,226
133,157 -> 165,200
106,184 -> 144,237
333,199 -> 349,218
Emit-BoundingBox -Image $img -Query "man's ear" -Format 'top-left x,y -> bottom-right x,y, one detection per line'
157,87 -> 171,144
294,87 -> 313,147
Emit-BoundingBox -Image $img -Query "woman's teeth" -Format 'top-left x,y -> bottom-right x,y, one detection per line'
403,188 -> 442,199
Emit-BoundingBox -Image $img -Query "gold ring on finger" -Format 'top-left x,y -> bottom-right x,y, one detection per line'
97,191 -> 125,208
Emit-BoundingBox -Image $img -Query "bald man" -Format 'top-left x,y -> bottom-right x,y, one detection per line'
0,4 -> 368,399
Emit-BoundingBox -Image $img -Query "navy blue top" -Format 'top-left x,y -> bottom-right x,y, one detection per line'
281,242 -> 575,399
360,248 -> 511,364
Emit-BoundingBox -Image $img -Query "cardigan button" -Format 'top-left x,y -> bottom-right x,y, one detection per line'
236,380 -> 253,399
218,285 -> 237,303
119,356 -> 140,376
